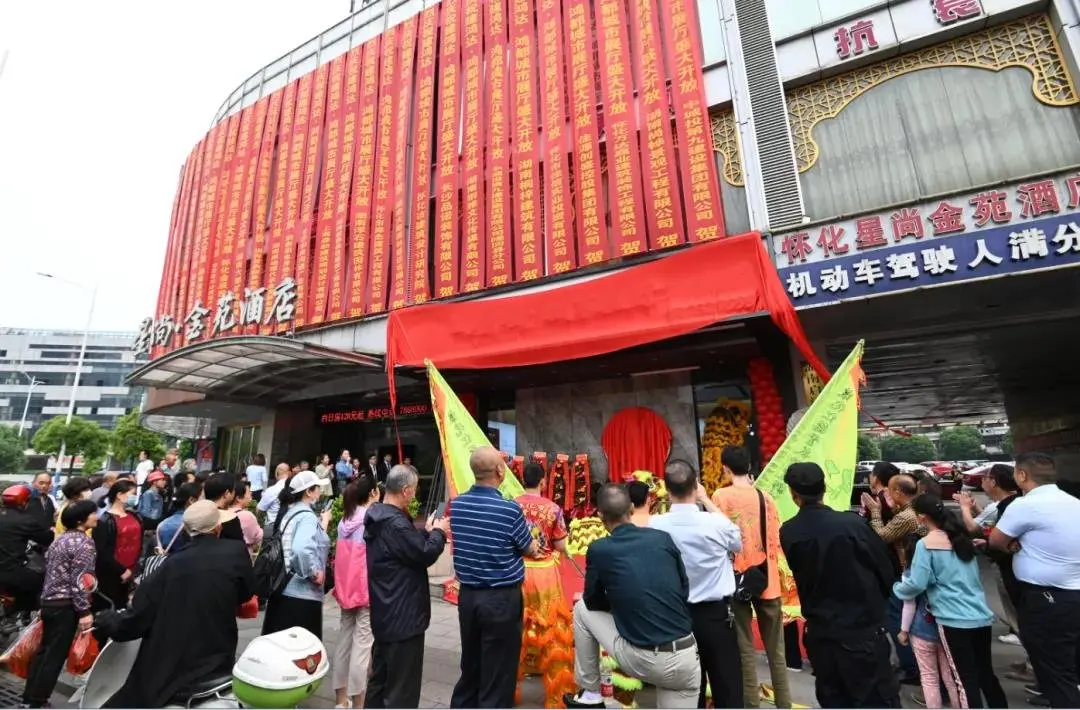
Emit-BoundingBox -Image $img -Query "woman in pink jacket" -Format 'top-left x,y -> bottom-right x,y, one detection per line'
333,477 -> 379,709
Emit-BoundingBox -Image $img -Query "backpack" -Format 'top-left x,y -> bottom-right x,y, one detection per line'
252,511 -> 311,600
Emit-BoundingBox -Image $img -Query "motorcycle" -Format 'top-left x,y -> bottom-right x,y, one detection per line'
73,574 -> 329,709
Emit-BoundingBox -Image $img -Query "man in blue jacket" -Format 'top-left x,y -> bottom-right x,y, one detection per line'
364,465 -> 449,708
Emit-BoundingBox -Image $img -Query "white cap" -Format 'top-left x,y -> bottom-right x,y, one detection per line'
289,470 -> 321,494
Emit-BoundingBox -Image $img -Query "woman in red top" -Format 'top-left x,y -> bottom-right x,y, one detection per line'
92,480 -> 142,610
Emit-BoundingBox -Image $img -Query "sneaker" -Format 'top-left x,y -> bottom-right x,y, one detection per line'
910,692 -> 927,707
1009,660 -> 1030,673
563,692 -> 605,709
1006,668 -> 1037,683
998,633 -> 1022,646
786,665 -> 802,673
1025,684 -> 1043,697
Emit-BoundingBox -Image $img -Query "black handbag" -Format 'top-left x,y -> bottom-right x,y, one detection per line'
733,489 -> 769,602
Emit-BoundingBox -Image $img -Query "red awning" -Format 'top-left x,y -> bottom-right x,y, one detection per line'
386,232 -> 828,405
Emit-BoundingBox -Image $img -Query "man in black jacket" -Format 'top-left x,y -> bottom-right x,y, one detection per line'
780,463 -> 899,709
96,500 -> 255,708
364,465 -> 449,708
28,473 -> 57,531
0,485 -> 53,615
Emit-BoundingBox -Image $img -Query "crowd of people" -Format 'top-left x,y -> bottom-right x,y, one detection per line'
2,442 -> 1079,710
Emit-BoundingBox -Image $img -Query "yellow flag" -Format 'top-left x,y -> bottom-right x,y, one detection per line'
755,340 -> 865,522
427,360 -> 525,500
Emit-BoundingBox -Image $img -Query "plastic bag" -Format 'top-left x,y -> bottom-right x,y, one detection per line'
237,595 -> 259,619
0,617 -> 43,679
66,630 -> 99,676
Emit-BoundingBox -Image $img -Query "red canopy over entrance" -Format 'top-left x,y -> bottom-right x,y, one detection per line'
386,232 -> 828,407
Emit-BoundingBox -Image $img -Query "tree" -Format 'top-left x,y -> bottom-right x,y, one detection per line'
111,408 -> 166,469
937,425 -> 985,460
857,434 -> 882,461
880,434 -> 936,463
32,416 -> 111,474
0,426 -> 27,475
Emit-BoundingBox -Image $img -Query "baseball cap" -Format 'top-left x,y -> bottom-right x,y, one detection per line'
147,471 -> 167,484
784,462 -> 826,496
289,470 -> 321,494
183,499 -> 237,536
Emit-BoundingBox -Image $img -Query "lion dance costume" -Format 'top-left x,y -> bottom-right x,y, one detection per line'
514,492 -> 576,707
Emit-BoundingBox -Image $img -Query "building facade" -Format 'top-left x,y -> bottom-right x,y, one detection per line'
0,329 -> 146,436
133,0 -> 1080,485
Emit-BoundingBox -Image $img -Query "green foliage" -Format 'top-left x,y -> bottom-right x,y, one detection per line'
32,416 -> 110,472
408,496 -> 420,519
880,434 -> 936,463
937,425 -> 985,460
0,426 -> 28,475
111,408 -> 167,469
178,440 -> 195,462
857,434 -> 882,462
82,453 -> 105,475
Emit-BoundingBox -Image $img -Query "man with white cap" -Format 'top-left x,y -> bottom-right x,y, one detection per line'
95,499 -> 254,707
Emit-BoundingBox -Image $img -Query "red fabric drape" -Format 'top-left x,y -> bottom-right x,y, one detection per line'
386,232 -> 829,407
601,407 -> 672,482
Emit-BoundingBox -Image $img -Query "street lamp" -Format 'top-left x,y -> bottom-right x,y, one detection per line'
16,371 -> 43,437
36,272 -> 97,480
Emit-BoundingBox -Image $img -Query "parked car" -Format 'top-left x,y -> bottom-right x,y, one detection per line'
855,462 -> 873,485
963,461 -> 1014,489
919,461 -> 958,478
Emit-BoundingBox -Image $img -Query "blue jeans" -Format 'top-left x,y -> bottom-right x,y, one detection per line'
887,592 -> 917,675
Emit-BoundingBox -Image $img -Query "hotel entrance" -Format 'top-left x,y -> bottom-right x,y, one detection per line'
315,396 -> 443,504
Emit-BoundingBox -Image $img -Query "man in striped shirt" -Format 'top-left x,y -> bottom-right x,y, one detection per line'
448,446 -> 539,708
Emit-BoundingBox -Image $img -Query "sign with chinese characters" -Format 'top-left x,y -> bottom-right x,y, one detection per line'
778,211 -> 1080,307
317,401 -> 432,424
932,0 -> 982,25
774,174 -> 1080,269
134,276 -> 297,355
834,19 -> 879,60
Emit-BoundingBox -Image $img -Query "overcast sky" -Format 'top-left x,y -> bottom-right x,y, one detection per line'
0,2 -> 346,333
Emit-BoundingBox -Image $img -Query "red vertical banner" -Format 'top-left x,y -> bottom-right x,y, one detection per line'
368,28 -> 399,314
246,91 -> 283,334
217,107 -> 254,311
594,0 -> 647,258
565,0 -> 608,266
390,17 -> 418,309
662,0 -> 725,242
233,98 -> 270,304
151,162 -> 187,357
485,0 -> 512,286
434,0 -> 462,298
262,80 -> 299,334
311,56 -> 347,326
176,140 -> 206,335
206,114 -> 240,313
294,64 -> 329,329
629,0 -> 684,250
459,0 -> 486,292
510,0 -> 542,281
537,0 -> 575,274
348,38 -> 381,317
409,7 -> 439,304
331,47 -> 362,322
191,122 -> 226,332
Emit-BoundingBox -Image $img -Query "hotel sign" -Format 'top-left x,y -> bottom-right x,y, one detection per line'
774,173 -> 1080,306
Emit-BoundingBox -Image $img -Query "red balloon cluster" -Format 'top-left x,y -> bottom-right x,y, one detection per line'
748,357 -> 786,463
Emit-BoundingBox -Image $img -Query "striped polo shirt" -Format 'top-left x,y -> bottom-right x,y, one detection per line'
449,484 -> 533,588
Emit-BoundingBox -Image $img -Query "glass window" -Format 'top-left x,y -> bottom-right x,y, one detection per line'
764,0 -> 880,41
290,54 -> 318,80
324,17 -> 352,44
321,35 -> 349,63
486,408 -> 517,455
698,0 -> 726,65
263,70 -> 287,95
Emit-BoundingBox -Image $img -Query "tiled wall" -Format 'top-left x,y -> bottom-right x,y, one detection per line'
515,372 -> 700,482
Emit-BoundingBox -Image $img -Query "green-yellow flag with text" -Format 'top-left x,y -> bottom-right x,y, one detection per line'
755,340 -> 865,522
427,360 -> 525,500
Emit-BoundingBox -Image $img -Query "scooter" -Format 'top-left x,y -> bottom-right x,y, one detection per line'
72,574 -> 329,709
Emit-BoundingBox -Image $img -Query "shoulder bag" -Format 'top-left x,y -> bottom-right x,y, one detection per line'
137,522 -> 183,584
733,489 -> 769,602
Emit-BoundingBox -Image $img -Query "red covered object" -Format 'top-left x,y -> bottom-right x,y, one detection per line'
602,407 -> 671,481
386,232 -> 829,408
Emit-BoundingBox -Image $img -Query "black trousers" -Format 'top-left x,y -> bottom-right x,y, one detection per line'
689,599 -> 741,708
450,584 -> 523,708
262,593 -> 323,640
1017,583 -> 1080,708
803,626 -> 900,708
364,634 -> 425,709
0,567 -> 44,613
22,603 -> 79,707
784,620 -> 803,670
940,625 -> 1006,708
